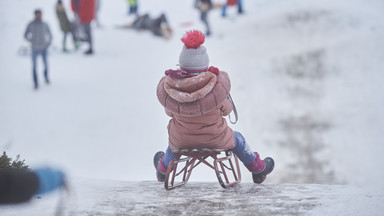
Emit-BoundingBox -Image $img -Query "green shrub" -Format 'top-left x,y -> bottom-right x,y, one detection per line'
0,151 -> 29,170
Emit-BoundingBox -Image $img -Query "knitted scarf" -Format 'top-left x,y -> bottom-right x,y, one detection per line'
165,66 -> 220,79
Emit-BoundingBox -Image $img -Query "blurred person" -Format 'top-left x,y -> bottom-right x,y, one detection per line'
221,0 -> 243,17
195,0 -> 213,36
0,167 -> 66,204
127,0 -> 138,16
71,0 -> 95,55
55,0 -> 79,52
154,30 -> 275,184
118,13 -> 172,39
94,0 -> 101,27
24,9 -> 52,90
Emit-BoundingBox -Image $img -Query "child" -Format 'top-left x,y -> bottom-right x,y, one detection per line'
154,30 -> 274,184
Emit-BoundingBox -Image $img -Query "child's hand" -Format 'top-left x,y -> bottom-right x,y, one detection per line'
220,98 -> 233,116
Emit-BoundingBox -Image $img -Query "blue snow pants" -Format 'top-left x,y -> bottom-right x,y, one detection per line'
31,49 -> 48,87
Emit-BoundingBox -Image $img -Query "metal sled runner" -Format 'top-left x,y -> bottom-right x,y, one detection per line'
164,148 -> 242,190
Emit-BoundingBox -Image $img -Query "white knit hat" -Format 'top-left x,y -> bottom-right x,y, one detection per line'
179,30 -> 209,72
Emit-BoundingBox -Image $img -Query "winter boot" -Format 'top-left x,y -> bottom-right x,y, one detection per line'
84,48 -> 93,55
238,7 -> 244,14
45,76 -> 50,84
43,69 -> 50,84
153,151 -> 166,182
252,157 -> 274,184
245,152 -> 266,173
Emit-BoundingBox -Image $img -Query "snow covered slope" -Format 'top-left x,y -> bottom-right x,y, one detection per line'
1,180 -> 384,216
0,0 -> 384,214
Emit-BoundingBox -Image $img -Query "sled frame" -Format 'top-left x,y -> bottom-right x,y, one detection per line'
164,148 -> 241,190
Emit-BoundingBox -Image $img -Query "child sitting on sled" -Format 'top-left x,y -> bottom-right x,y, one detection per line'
154,30 -> 274,184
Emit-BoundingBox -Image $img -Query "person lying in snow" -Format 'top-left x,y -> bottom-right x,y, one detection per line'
118,13 -> 172,39
154,30 -> 275,184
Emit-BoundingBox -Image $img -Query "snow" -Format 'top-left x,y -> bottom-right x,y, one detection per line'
1,0 -> 384,215
1,180 -> 384,216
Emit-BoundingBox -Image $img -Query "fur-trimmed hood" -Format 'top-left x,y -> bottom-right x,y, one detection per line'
157,71 -> 231,117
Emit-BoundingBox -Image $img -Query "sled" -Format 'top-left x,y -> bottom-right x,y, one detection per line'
164,148 -> 241,190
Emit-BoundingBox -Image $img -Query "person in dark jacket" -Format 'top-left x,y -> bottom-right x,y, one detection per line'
0,167 -> 65,204
119,13 -> 172,39
56,0 -> 79,52
195,0 -> 213,36
24,9 -> 52,90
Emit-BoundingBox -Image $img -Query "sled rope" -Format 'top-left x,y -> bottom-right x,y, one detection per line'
228,94 -> 238,124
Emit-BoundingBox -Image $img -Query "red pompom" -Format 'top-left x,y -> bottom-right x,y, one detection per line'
208,66 -> 220,75
181,30 -> 205,48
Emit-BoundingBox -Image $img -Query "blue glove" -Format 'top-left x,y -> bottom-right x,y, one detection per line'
33,167 -> 65,195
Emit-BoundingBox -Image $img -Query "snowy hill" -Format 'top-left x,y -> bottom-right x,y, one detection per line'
1,0 -> 384,215
2,180 -> 384,216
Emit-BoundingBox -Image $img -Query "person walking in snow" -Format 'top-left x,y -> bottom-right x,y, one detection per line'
154,30 -> 275,184
94,0 -> 101,27
195,0 -> 213,36
127,0 -> 138,16
24,9 -> 52,90
221,0 -> 243,17
56,0 -> 79,52
71,0 -> 95,55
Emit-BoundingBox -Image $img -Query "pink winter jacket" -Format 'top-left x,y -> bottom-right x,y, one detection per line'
157,71 -> 235,150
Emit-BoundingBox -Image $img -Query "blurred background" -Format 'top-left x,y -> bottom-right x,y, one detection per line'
0,0 -> 384,186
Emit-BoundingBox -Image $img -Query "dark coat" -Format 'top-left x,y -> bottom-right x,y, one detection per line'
0,170 -> 39,204
132,14 -> 168,37
56,4 -> 72,32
